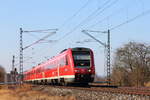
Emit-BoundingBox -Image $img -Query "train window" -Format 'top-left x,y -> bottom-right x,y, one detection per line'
73,55 -> 90,60
47,61 -> 55,69
62,56 -> 68,66
58,57 -> 65,66
54,61 -> 57,67
47,64 -> 52,69
65,56 -> 68,65
73,51 -> 91,68
46,56 -> 69,69
37,68 -> 41,73
48,61 -> 56,68
62,57 -> 65,66
59,59 -> 62,66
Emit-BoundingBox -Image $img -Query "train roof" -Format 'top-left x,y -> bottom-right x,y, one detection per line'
24,47 -> 92,73
71,47 -> 91,51
60,47 -> 91,53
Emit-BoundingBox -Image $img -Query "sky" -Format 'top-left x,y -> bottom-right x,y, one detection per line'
0,0 -> 150,76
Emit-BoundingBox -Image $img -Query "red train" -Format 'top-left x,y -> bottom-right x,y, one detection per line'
23,47 -> 95,85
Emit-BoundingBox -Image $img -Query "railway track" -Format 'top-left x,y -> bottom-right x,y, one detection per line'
31,84 -> 150,96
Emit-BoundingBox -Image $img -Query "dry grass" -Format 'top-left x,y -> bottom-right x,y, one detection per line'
0,84 -> 76,100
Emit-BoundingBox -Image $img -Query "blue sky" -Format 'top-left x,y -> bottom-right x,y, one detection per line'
0,0 -> 150,76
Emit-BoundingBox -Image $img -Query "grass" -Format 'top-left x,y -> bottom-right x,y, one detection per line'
0,84 -> 76,100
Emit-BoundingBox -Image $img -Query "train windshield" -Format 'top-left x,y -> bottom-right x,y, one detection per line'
73,51 -> 91,68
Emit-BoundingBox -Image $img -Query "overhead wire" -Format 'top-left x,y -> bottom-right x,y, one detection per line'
82,0 -> 119,28
59,0 -> 92,29
86,0 -> 136,29
23,29 -> 58,33
25,32 -> 40,40
86,7 -> 124,29
57,0 -> 114,41
86,0 -> 149,31
110,8 -> 150,31
22,1 -> 91,50
78,0 -> 112,24
20,29 -> 57,68
23,32 -> 56,50
22,0 -> 91,64
24,28 -> 58,41
22,28 -> 58,69
15,57 -> 32,67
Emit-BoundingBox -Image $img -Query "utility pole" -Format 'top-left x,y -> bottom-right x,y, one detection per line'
19,28 -> 58,85
82,29 -> 111,85
11,55 -> 15,83
19,28 -> 23,84
106,30 -> 111,85
12,55 -> 15,71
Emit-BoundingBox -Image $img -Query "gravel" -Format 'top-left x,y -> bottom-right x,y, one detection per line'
32,85 -> 150,100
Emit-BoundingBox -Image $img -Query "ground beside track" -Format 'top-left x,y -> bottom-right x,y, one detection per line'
0,84 -> 75,100
0,84 -> 150,100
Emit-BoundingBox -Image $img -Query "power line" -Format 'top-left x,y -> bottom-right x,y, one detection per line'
87,0 -> 146,29
25,32 -> 40,40
19,28 -> 58,84
71,0 -> 112,27
59,0 -> 92,29
15,57 -> 32,67
83,0 -> 119,28
22,29 -> 58,70
23,32 -> 56,50
80,0 -> 112,24
23,29 -> 58,33
87,6 -> 124,28
110,8 -> 150,31
24,29 -> 58,40
57,0 -> 113,41
82,30 -> 111,85
82,30 -> 107,47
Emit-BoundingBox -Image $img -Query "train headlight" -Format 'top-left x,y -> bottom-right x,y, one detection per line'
88,69 -> 91,72
75,69 -> 80,72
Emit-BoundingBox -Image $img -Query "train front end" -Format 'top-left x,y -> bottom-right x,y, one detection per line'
72,48 -> 95,84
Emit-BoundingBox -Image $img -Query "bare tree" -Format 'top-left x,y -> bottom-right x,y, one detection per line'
111,42 -> 150,87
0,65 -> 5,82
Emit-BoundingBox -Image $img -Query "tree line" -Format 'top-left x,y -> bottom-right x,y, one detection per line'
111,42 -> 150,87
0,65 -> 5,82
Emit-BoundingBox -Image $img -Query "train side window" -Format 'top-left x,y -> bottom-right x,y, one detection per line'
65,56 -> 68,65
37,68 -> 40,73
54,61 -> 56,67
47,64 -> 52,69
60,57 -> 66,66
61,57 -> 65,66
59,59 -> 62,67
